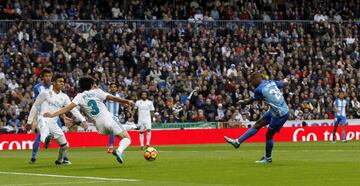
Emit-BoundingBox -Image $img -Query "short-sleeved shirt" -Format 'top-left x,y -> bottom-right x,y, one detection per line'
135,100 -> 155,123
72,89 -> 110,120
253,80 -> 289,117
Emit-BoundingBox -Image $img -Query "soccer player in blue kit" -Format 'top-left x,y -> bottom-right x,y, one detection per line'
224,72 -> 290,163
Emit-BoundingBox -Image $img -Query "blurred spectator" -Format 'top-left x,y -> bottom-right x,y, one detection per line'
193,109 -> 207,122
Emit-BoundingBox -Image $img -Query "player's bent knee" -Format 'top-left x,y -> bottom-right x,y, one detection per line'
254,119 -> 268,129
118,131 -> 130,139
60,142 -> 69,151
266,130 -> 275,140
55,136 -> 68,146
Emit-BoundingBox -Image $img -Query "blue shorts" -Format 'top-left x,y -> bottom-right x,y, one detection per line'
335,116 -> 347,125
260,111 -> 290,133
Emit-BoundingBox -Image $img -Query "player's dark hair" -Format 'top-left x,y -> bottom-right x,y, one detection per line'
110,82 -> 117,87
52,73 -> 64,82
41,68 -> 52,77
79,76 -> 95,91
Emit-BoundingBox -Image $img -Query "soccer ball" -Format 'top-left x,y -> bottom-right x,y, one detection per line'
144,147 -> 158,161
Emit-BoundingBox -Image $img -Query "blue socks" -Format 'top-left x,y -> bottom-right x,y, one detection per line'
109,133 -> 115,147
31,133 -> 41,159
236,127 -> 259,144
342,132 -> 346,140
265,139 -> 274,158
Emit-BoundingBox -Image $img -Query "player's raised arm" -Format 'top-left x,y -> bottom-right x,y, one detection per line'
64,96 -> 88,129
106,94 -> 135,107
275,78 -> 290,88
44,102 -> 77,118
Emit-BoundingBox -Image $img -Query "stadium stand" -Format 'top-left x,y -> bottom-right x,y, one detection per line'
0,0 -> 359,133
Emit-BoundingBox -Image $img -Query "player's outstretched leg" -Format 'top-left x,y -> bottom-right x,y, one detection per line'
112,131 -> 131,164
224,116 -> 269,149
224,136 -> 240,148
108,133 -> 115,153
29,133 -> 41,164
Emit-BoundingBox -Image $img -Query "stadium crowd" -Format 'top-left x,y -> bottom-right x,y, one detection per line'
0,0 -> 358,22
0,0 -> 360,133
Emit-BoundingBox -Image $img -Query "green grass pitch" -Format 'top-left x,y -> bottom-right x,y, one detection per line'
0,141 -> 359,186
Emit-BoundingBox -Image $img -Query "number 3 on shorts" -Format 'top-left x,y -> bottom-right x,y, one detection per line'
88,100 -> 100,115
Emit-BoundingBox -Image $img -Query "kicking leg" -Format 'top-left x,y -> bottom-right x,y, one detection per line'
224,112 -> 271,148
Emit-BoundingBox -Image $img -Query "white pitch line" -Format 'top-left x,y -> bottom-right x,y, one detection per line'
0,172 -> 139,182
1,180 -> 120,186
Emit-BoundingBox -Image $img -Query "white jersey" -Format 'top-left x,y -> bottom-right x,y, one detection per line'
27,90 -> 85,124
135,99 -> 155,123
72,89 -> 112,121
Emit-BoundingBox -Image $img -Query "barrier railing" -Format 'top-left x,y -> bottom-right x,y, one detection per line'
152,122 -> 220,129
151,121 -> 252,129
0,20 -> 358,35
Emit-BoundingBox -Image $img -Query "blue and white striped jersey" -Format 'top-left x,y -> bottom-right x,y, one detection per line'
105,92 -> 121,116
334,99 -> 346,117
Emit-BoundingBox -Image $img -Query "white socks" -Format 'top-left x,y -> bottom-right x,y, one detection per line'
140,132 -> 144,147
58,143 -> 68,162
118,138 -> 131,154
146,132 -> 151,146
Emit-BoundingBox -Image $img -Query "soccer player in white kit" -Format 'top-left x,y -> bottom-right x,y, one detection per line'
134,91 -> 155,149
44,76 -> 135,164
27,74 -> 88,165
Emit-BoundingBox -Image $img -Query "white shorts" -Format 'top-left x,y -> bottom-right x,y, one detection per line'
37,118 -> 66,144
95,115 -> 126,135
138,121 -> 152,131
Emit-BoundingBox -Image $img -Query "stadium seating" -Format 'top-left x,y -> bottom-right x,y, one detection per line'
0,0 -> 359,133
